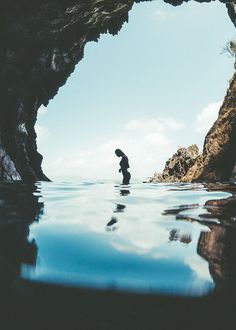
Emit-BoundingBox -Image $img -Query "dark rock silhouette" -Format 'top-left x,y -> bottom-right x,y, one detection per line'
0,1 -> 235,183
0,182 -> 42,292
231,164 -> 236,180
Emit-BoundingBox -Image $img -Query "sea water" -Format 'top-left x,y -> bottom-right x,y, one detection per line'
16,179 -> 235,297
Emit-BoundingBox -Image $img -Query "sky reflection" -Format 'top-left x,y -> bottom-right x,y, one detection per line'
22,181 -> 231,295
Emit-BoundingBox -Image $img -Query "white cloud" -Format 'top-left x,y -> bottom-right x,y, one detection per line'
38,105 -> 48,116
195,101 -> 222,135
143,132 -> 170,146
35,124 -> 49,144
184,255 -> 212,282
43,116 -> 185,180
125,117 -> 184,133
111,225 -> 169,256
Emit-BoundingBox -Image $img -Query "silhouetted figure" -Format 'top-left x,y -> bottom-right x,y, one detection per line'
115,149 -> 131,185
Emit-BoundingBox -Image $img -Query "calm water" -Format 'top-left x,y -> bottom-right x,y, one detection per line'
10,180 -> 233,297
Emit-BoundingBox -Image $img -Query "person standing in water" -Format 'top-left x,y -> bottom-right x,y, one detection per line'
115,149 -> 131,185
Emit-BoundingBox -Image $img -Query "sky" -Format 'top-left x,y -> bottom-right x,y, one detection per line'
36,0 -> 236,181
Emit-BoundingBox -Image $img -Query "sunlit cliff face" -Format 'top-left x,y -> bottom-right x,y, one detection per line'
0,0 -> 235,183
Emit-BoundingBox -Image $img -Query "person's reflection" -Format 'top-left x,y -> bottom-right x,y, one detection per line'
106,217 -> 118,231
106,204 -> 127,231
114,204 -> 126,213
120,189 -> 130,196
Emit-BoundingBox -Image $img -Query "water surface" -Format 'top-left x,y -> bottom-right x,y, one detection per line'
18,180 -> 236,296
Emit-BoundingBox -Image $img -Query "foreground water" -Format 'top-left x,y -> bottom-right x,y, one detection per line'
2,180 -> 236,330
3,180 -> 228,297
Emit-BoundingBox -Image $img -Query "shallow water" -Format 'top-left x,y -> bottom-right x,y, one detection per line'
4,180 -> 230,297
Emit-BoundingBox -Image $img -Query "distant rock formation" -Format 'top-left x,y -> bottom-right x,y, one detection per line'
149,144 -> 200,182
0,0 -> 235,183
183,71 -> 236,182
150,68 -> 236,183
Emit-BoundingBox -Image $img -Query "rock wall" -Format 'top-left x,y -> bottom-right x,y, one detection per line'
0,0 -> 235,183
149,144 -> 200,182
0,0 -> 135,182
183,71 -> 236,182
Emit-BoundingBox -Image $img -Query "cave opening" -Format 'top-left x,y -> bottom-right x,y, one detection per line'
36,0 -> 235,182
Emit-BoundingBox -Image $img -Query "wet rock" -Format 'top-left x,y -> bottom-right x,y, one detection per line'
0,148 -> 21,181
149,144 -> 200,182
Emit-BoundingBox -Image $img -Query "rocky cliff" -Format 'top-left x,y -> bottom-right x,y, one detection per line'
149,144 -> 200,183
183,71 -> 236,182
0,0 -> 235,183
150,69 -> 236,183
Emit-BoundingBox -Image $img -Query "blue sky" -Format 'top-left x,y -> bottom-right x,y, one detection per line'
37,0 -> 235,180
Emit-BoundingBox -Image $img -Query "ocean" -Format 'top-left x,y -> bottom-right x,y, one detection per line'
11,179 -> 234,297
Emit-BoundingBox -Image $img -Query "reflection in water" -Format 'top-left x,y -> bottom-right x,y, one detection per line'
2,180 -> 236,297
162,203 -> 199,215
163,183 -> 236,293
106,201 -> 127,231
204,196 -> 236,225
106,187 -> 129,231
114,204 -> 126,213
25,182 -> 216,296
0,182 -> 235,330
0,183 -> 43,287
0,180 -> 236,330
106,217 -> 118,231
169,229 -> 192,244
198,188 -> 236,291
120,189 -> 130,196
